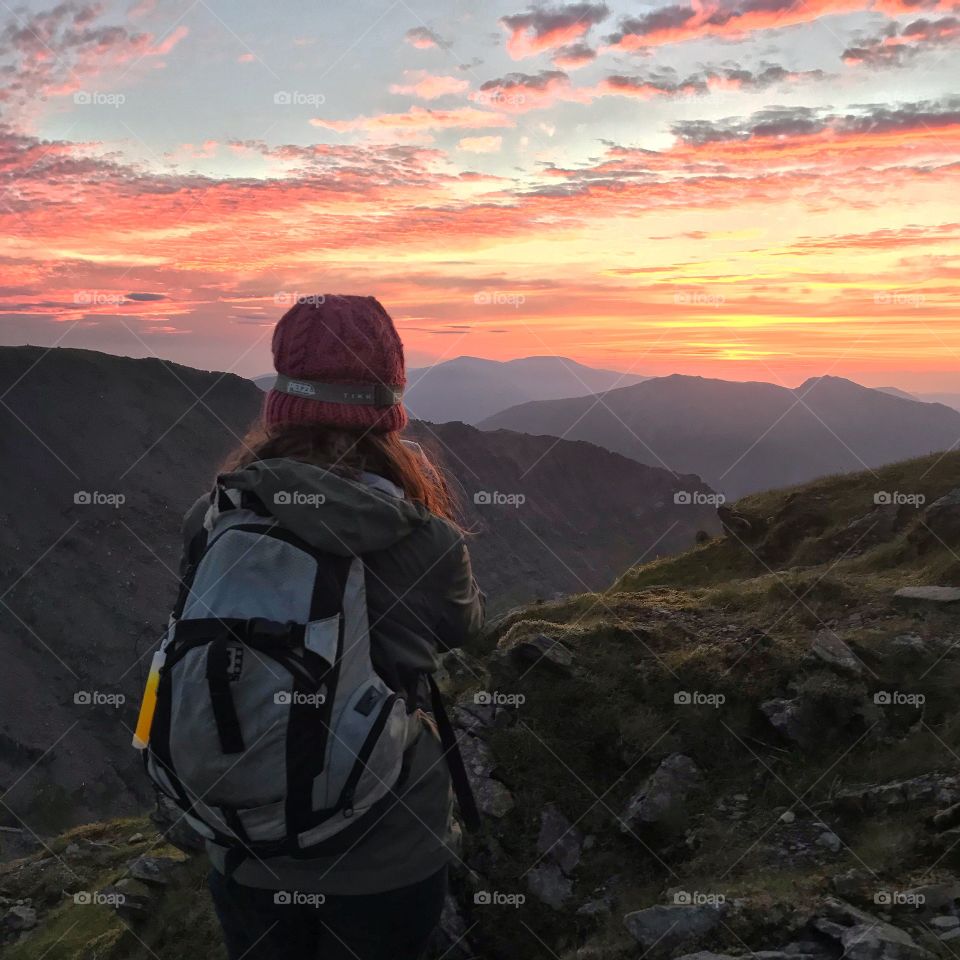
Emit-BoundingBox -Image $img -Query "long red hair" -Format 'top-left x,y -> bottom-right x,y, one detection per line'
223,421 -> 461,525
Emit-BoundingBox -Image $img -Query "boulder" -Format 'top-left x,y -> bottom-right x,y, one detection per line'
527,862 -> 573,910
3,904 -> 37,931
812,898 -> 933,960
458,733 -> 514,818
623,903 -> 725,951
537,804 -> 582,875
126,855 -> 179,885
810,631 -> 863,677
893,587 -> 960,606
761,698 -> 818,749
621,754 -> 703,833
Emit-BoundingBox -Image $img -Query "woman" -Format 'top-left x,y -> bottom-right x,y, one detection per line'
173,295 -> 484,959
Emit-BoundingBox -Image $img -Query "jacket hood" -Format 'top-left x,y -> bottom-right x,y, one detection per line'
218,457 -> 431,556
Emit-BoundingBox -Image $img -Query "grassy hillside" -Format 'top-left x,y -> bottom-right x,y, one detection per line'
4,451 -> 960,959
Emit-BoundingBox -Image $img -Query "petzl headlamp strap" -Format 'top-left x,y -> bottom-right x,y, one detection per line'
273,375 -> 403,407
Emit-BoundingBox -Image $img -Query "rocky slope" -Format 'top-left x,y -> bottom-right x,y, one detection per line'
480,374 -> 960,498
4,450 -> 960,959
0,346 -> 713,835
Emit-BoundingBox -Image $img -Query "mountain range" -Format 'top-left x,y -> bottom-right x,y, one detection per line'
255,355 -> 647,425
0,346 -> 711,832
480,373 -> 960,498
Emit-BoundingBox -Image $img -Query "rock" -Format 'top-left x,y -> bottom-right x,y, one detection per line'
914,489 -> 960,548
900,882 -> 960,914
510,634 -> 574,673
577,897 -> 613,917
3,904 -> 37,931
623,903 -> 725,951
126,855 -> 179,885
833,774 -> 960,813
780,810 -> 797,824
810,631 -> 863,676
893,586 -> 960,606
832,868 -> 870,900
762,698 -> 818,749
457,733 -> 514,818
127,832 -> 144,843
537,804 -> 582,875
64,842 -> 81,856
453,700 -> 496,735
813,897 -> 933,960
621,754 -> 703,833
817,831 -> 842,853
930,916 -> 960,931
932,802 -> 960,831
940,928 -> 960,942
527,862 -> 573,910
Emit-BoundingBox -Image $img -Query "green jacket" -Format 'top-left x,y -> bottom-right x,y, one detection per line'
180,456 -> 484,893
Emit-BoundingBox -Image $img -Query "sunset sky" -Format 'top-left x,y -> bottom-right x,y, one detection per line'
1,0 -> 958,388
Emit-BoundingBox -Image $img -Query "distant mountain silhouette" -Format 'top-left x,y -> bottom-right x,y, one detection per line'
918,392 -> 960,412
0,346 -> 708,830
481,374 -> 960,498
875,386 -> 918,401
254,356 -> 647,425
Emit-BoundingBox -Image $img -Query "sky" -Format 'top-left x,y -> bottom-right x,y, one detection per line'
0,0 -> 958,389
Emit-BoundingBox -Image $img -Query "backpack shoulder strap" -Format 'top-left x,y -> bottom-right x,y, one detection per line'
427,673 -> 482,834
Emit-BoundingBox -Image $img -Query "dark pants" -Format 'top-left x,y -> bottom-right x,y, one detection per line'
208,866 -> 447,960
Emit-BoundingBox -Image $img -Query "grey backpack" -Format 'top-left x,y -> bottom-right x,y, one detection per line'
143,481 -> 427,868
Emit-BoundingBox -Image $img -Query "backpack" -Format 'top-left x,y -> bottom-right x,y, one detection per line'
137,480 -> 479,872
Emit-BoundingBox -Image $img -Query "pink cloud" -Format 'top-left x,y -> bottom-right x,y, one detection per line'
458,135 -> 504,153
389,70 -> 470,100
310,106 -> 514,134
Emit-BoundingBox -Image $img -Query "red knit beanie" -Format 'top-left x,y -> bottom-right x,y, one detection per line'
264,294 -> 408,433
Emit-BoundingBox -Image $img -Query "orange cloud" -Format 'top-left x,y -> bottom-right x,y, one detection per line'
500,3 -> 610,58
458,135 -> 503,153
389,70 -> 470,100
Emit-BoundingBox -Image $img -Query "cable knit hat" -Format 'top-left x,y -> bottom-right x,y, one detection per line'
264,294 -> 408,433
